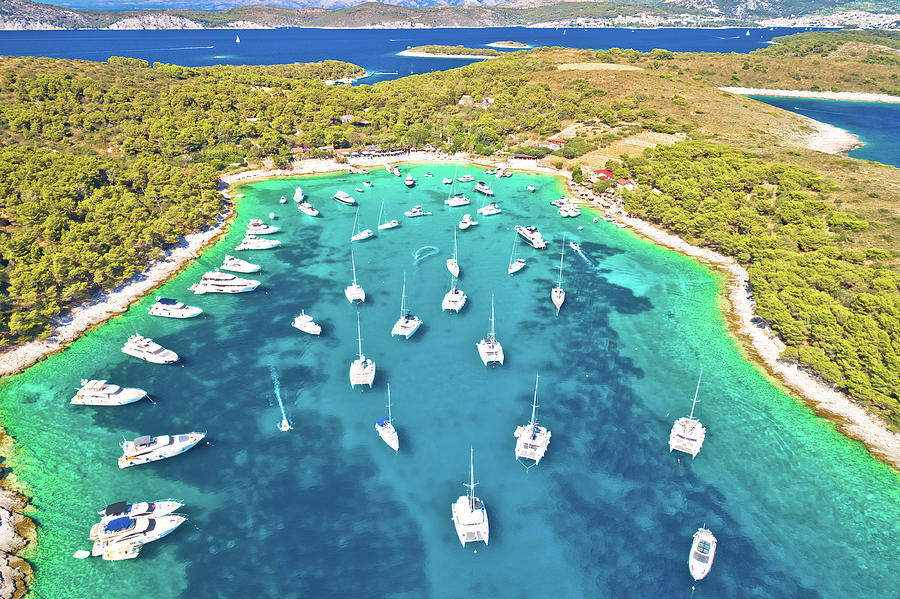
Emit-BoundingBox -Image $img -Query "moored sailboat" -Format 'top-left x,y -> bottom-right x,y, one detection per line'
476,295 -> 503,366
668,371 -> 707,459
377,199 -> 400,230
450,447 -> 489,547
508,234 -> 526,275
350,207 -> 374,242
551,233 -> 566,315
446,230 -> 460,278
349,312 -> 376,388
441,275 -> 466,313
344,250 -> 366,303
375,384 -> 399,453
513,374 -> 552,467
391,273 -> 422,339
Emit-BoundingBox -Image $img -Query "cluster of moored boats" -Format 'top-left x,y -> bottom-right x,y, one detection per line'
75,500 -> 188,561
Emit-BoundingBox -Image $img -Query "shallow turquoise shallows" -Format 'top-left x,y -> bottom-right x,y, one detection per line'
2,164 -> 898,599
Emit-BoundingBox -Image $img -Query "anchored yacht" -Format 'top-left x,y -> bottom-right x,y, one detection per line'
71,379 -> 147,406
121,335 -> 178,364
450,448 -> 489,547
344,251 -> 366,303
458,214 -> 478,230
445,194 -> 470,208
404,205 -> 432,218
246,219 -> 280,235
118,432 -> 205,468
293,186 -> 305,202
446,230 -> 460,278
476,295 -> 504,366
93,501 -> 183,534
689,527 -> 717,581
442,177 -> 453,184
350,208 -> 374,242
669,372 -> 707,459
476,201 -> 501,216
513,374 -> 552,467
391,273 -> 422,339
235,234 -> 281,251
405,174 -> 417,187
508,235 -> 526,275
148,297 -> 203,319
473,181 -> 494,196
375,385 -> 399,453
515,225 -> 548,249
90,514 -> 187,556
292,310 -> 322,336
349,312 -> 376,388
377,199 -> 400,230
189,271 -> 259,294
298,200 -> 319,216
527,184 -> 536,192
441,276 -> 467,313
551,234 -> 566,314
332,190 -> 357,206
220,255 -> 260,273
457,174 -> 474,183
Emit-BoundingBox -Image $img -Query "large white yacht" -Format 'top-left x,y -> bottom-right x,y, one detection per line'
344,250 -> 366,303
476,295 -> 504,366
235,234 -> 281,251
473,181 -> 494,196
349,312 -> 376,389
71,379 -> 147,406
404,205 -> 432,218
147,297 -> 203,319
118,432 -> 205,468
89,514 -> 187,557
689,527 -> 717,581
441,276 -> 467,313
246,219 -> 280,235
405,174 -> 417,187
515,225 -> 548,249
446,230 -> 460,278
189,271 -> 259,294
293,186 -> 305,202
375,384 -> 399,453
551,234 -> 566,314
298,200 -> 319,217
391,274 -> 422,339
332,190 -> 357,206
93,500 -> 183,533
476,201 -> 501,216
450,448 -> 489,547
457,174 -> 474,183
513,374 -> 552,467
445,194 -> 470,208
669,372 -> 707,459
121,335 -> 178,364
292,310 -> 322,336
458,214 -> 478,230
220,255 -> 260,273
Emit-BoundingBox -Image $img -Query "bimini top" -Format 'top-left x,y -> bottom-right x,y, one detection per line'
156,298 -> 179,305
134,435 -> 154,447
104,501 -> 129,516
376,418 -> 391,426
105,517 -> 133,532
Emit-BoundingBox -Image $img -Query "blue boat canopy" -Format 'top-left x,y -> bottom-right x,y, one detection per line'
157,298 -> 178,305
105,517 -> 132,532
375,418 -> 390,426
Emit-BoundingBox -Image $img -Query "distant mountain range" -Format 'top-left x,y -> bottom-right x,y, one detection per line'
1,0 -> 897,30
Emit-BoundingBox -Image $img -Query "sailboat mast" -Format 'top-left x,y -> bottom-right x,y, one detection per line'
351,250 -> 358,285
400,273 -> 407,317
557,233 -> 566,286
509,235 -> 517,268
530,374 -> 540,427
356,312 -> 363,359
378,200 -> 384,227
453,229 -> 458,261
387,384 -> 392,422
467,447 -> 476,509
688,370 -> 703,420
489,294 -> 495,338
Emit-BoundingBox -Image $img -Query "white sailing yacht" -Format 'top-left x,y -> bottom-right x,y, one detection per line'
513,374 -> 552,467
446,230 -> 460,278
350,207 -> 374,242
391,273 -> 422,339
235,34 -> 240,43
377,199 -> 400,230
441,275 -> 467,313
508,235 -> 526,275
349,312 -> 376,389
450,447 -> 489,547
551,233 -> 566,315
689,527 -> 717,580
375,384 -> 399,453
476,295 -> 504,366
668,371 -> 707,459
344,250 -> 366,303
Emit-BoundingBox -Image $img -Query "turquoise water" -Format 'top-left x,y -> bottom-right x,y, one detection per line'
2,164 -> 899,598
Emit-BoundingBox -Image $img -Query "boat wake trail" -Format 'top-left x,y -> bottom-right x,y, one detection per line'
571,245 -> 595,268
412,246 -> 440,265
268,364 -> 290,429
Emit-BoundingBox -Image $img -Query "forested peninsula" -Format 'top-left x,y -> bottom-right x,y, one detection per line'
1,32 -> 899,437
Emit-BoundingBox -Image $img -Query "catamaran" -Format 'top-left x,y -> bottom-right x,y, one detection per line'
332,190 -> 357,206
689,527 -> 717,580
350,208 -> 374,242
668,371 -> 707,459
513,374 -> 552,467
349,312 -> 376,388
375,384 -> 399,453
391,273 -> 422,339
446,230 -> 460,278
404,205 -> 432,218
446,193 -> 470,207
450,447 -> 489,547
189,271 -> 259,294
344,250 -> 366,303
551,233 -> 566,315
508,235 -> 526,275
441,275 -> 467,313
377,199 -> 400,230
476,295 -> 504,366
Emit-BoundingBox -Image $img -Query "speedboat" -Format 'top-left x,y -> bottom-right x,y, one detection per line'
669,372 -> 707,459
349,313 -> 376,388
148,297 -> 203,319
375,385 -> 399,453
189,271 -> 259,294
424,173 -> 433,177
450,448 -> 489,547
246,219 -> 280,235
298,201 -> 319,216
392,167 -> 401,177
94,500 -> 183,532
473,181 -> 494,196
476,295 -> 503,366
355,187 -> 364,193
476,202 -> 501,216
90,514 -> 187,556
345,251 -> 365,303
527,184 -> 536,192
405,174 -> 417,187
98,542 -> 142,561
404,205 -> 432,218
515,225 -> 547,249
458,214 -> 478,230
391,274 -> 422,339
570,241 -> 581,253
71,379 -> 146,406
689,528 -> 717,581
292,310 -> 322,336
363,181 -> 373,187
513,375 -> 551,466
293,186 -> 305,202
442,177 -> 453,184
220,255 -> 260,273
235,235 -> 281,251
441,277 -> 467,313
332,190 -> 357,206
457,174 -> 474,182
118,432 -> 206,468
445,194 -> 470,207
121,335 -> 178,364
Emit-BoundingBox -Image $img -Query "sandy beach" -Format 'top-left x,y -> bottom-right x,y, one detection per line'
796,115 -> 863,155
396,50 -> 498,59
721,87 -> 900,104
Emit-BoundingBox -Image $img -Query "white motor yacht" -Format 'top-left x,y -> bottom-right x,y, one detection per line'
90,514 -> 187,556
473,181 -> 494,196
377,199 -> 400,230
476,295 -> 504,366
189,271 -> 260,294
363,181 -> 373,187
121,335 -> 178,364
375,385 -> 399,453
442,177 -> 453,184
71,379 -> 147,406
441,276 -> 467,313
246,219 -> 280,235
551,234 -> 566,315
515,225 -> 548,249
220,255 -> 260,273
349,312 -> 376,388
514,374 -> 552,467
527,184 -> 536,192
118,432 -> 205,468
344,250 -> 366,303
405,174 -> 417,187
148,297 -> 203,319
235,234 -> 281,251
298,201 -> 319,216
458,214 -> 478,230
689,528 -> 717,581
391,273 -> 422,339
446,230 -> 460,278
508,235 -> 526,275
404,205 -> 432,218
445,194 -> 470,208
669,372 -> 707,459
457,174 -> 474,183
292,310 -> 322,336
293,186 -> 305,202
332,190 -> 357,206
450,448 -> 489,547
476,201 -> 501,216
279,197 -> 287,204
93,501 -> 183,534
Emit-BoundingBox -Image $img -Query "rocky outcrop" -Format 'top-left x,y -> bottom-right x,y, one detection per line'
105,14 -> 204,29
0,432 -> 33,599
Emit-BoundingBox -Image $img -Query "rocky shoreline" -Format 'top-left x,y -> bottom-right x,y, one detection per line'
0,431 -> 33,599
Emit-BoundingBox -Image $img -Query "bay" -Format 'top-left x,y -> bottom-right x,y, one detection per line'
1,164 -> 898,599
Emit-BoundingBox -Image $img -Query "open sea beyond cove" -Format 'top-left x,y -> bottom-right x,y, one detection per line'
1,164 -> 899,598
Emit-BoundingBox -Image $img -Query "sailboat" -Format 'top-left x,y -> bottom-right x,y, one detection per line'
689,527 -> 717,580
391,273 -> 422,339
350,208 -> 374,242
551,233 -> 566,315
344,250 -> 366,303
508,234 -> 526,275
349,312 -> 376,389
446,230 -> 460,278
441,275 -> 467,313
668,371 -> 707,458
377,199 -> 400,230
476,295 -> 504,366
513,374 -> 552,467
375,384 -> 399,453
235,34 -> 240,43
450,447 -> 489,547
